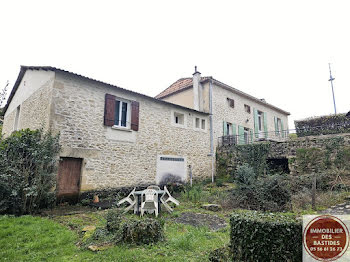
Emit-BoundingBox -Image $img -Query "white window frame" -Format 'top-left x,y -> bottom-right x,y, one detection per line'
201,119 -> 206,130
193,117 -> 207,132
195,117 -> 200,128
171,110 -> 187,128
113,98 -> 131,129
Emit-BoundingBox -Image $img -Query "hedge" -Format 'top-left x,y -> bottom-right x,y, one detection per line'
295,113 -> 350,137
230,211 -> 302,261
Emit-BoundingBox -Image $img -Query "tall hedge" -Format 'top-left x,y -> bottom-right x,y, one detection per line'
230,211 -> 302,261
0,129 -> 60,215
295,113 -> 350,137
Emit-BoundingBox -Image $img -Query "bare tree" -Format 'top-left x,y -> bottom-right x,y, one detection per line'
0,81 -> 9,117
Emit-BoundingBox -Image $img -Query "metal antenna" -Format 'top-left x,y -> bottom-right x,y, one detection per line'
328,63 -> 337,115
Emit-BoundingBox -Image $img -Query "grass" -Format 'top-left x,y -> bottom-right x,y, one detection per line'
0,213 -> 228,262
1,181 -> 348,261
0,215 -> 84,261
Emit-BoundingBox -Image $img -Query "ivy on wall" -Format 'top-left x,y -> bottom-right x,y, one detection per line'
217,135 -> 350,180
216,143 -> 271,179
288,136 -> 350,174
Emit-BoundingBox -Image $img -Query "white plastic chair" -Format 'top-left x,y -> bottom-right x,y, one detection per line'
160,186 -> 180,213
147,185 -> 160,190
140,189 -> 158,217
117,188 -> 136,213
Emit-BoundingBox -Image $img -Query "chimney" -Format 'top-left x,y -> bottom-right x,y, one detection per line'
193,66 -> 202,111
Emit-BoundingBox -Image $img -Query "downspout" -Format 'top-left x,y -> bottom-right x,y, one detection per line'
209,78 -> 215,183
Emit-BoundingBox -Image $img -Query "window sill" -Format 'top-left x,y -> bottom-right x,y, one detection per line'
173,123 -> 186,128
111,126 -> 132,132
194,127 -> 207,133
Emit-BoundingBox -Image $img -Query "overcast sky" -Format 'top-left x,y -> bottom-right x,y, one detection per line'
1,0 -> 349,129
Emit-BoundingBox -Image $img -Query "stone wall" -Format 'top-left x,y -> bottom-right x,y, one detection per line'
51,71 -> 212,191
217,133 -> 350,176
212,83 -> 289,145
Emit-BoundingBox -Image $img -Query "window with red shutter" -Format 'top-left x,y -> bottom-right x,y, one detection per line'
131,101 -> 139,131
104,94 -> 116,126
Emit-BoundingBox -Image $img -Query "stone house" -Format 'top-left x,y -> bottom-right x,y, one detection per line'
2,66 -> 289,199
2,66 -> 211,199
156,68 -> 290,148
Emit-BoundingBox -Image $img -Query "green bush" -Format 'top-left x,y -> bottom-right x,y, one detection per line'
233,164 -> 291,211
119,218 -> 164,245
0,129 -> 60,215
106,208 -> 124,233
261,174 -> 291,211
105,209 -> 164,245
230,211 -> 302,262
208,246 -> 231,262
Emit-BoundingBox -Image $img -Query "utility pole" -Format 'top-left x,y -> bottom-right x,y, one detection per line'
328,63 -> 337,115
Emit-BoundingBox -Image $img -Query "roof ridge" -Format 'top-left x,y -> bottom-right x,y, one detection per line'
3,66 -> 209,115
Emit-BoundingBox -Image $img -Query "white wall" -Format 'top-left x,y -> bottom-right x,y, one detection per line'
5,69 -> 55,116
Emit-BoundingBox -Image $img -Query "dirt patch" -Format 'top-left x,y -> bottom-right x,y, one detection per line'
41,205 -> 96,217
172,212 -> 227,231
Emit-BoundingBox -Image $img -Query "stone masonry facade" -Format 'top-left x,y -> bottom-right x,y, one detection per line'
2,68 -> 212,192
52,72 -> 211,190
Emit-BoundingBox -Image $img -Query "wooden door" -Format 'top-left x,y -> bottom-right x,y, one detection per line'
57,158 -> 82,201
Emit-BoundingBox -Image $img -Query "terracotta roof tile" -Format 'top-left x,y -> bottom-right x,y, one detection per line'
155,77 -> 211,99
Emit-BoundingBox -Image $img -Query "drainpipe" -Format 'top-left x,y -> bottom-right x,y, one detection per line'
209,78 -> 214,183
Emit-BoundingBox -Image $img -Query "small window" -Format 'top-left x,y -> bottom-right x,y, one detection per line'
174,112 -> 184,125
195,118 -> 200,128
227,98 -> 234,108
201,119 -> 205,130
244,104 -> 251,113
14,105 -> 20,131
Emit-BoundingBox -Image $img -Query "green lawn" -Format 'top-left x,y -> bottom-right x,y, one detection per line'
0,213 -> 229,262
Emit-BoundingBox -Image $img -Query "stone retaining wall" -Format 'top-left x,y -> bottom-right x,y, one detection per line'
217,133 -> 350,176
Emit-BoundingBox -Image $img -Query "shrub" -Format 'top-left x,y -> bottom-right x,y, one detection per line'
260,174 -> 291,211
233,164 -> 291,211
106,208 -> 123,233
105,209 -> 165,245
0,129 -> 60,215
230,211 -> 302,262
208,246 -> 231,262
119,218 -> 164,245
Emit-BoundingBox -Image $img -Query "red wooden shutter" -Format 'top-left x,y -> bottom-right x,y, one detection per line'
104,94 -> 116,126
131,101 -> 139,131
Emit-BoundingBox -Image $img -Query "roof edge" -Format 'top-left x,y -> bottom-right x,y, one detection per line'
3,66 -> 209,116
202,78 -> 291,116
